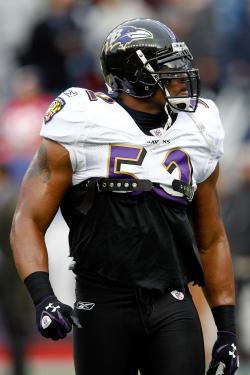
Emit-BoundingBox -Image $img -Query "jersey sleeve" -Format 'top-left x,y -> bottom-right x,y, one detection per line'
40,87 -> 89,172
193,98 -> 225,182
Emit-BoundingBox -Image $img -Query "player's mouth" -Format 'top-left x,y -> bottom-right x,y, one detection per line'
178,89 -> 189,96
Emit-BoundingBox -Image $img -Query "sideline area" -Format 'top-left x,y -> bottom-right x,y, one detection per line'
0,339 -> 250,375
0,339 -> 75,375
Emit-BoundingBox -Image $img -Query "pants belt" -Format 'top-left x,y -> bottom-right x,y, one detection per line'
76,177 -> 193,214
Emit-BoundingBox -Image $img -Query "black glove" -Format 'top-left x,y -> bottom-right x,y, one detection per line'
36,295 -> 81,340
207,331 -> 239,375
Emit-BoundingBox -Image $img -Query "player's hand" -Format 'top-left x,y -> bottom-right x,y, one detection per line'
35,295 -> 81,340
207,331 -> 239,375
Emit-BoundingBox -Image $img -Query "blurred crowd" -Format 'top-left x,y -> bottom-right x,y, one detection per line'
0,0 -> 249,374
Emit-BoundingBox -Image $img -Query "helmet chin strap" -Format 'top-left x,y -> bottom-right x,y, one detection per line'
157,86 -> 191,145
151,98 -> 172,146
168,97 -> 191,112
136,49 -> 190,144
163,102 -> 173,129
163,86 -> 191,113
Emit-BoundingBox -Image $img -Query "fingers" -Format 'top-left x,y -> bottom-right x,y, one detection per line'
207,360 -> 238,375
36,297 -> 82,340
39,316 -> 71,340
224,360 -> 239,375
209,332 -> 239,375
39,310 -> 73,340
207,363 -> 219,375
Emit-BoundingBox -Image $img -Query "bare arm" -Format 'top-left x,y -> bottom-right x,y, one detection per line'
193,164 -> 235,308
10,138 -> 72,280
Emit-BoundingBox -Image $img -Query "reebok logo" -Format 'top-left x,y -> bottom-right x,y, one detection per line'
76,302 -> 95,311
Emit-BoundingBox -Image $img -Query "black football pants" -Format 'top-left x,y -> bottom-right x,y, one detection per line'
73,277 -> 205,375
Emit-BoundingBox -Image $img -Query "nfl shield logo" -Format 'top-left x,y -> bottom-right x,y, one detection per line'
171,290 -> 185,300
150,128 -> 163,138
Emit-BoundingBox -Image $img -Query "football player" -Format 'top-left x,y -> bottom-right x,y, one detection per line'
10,18 -> 239,374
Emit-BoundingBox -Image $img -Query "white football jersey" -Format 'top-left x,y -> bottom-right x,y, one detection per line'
40,87 -> 224,205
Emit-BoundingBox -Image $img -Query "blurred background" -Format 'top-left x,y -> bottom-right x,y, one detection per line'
0,0 -> 249,374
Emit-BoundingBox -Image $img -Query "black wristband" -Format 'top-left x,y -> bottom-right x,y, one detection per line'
24,271 -> 55,306
211,305 -> 236,334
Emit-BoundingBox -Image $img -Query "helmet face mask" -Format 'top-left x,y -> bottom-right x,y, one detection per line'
100,18 -> 200,113
157,68 -> 200,113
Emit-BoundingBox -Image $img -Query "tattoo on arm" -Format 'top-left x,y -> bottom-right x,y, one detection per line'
26,144 -> 52,182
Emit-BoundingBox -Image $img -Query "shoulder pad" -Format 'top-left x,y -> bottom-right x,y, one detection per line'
195,98 -> 224,141
188,98 -> 225,181
43,87 -> 91,124
188,98 -> 224,163
40,87 -> 115,145
40,87 -> 91,144
44,87 -> 115,124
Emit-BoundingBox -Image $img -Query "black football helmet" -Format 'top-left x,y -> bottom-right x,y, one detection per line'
100,18 -> 200,112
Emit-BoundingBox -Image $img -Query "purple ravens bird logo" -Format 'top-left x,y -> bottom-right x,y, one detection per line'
103,26 -> 153,53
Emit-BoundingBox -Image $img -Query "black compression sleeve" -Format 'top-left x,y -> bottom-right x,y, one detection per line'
211,305 -> 236,334
24,271 -> 55,306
